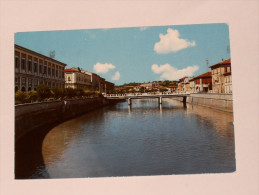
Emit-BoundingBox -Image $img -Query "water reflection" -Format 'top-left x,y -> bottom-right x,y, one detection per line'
40,99 -> 235,178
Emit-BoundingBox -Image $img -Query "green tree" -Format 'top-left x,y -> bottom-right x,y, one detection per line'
74,88 -> 84,97
140,87 -> 145,93
51,87 -> 63,99
37,85 -> 51,101
160,88 -> 168,92
27,90 -> 37,102
15,90 -> 28,104
65,87 -> 75,99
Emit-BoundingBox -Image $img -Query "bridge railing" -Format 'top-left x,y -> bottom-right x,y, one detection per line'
104,91 -> 190,97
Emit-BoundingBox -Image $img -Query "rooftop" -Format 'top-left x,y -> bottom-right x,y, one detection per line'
190,72 -> 212,81
210,58 -> 231,68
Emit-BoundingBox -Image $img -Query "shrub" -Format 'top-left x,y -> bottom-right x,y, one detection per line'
51,87 -> 64,99
15,90 -> 28,104
74,88 -> 84,97
84,90 -> 94,97
37,85 -> 51,101
64,87 -> 75,99
27,90 -> 37,102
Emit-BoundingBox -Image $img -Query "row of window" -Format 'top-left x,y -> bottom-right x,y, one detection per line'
15,77 -> 64,87
15,57 -> 64,79
225,75 -> 232,83
212,66 -> 231,75
66,76 -> 91,83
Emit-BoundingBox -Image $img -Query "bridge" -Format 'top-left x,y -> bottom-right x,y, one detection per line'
104,92 -> 190,105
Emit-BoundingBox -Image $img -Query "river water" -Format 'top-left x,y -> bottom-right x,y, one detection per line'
30,99 -> 235,178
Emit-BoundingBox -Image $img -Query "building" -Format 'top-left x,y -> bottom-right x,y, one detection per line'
168,85 -> 178,93
189,72 -> 212,93
65,67 -> 91,90
210,58 -> 231,93
105,81 -> 115,94
140,82 -> 160,90
66,68 -> 114,93
99,77 -> 106,93
177,77 -> 192,93
82,71 -> 101,92
15,44 -> 66,92
224,71 -> 232,94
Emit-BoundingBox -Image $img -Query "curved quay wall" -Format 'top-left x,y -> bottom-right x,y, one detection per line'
186,93 -> 233,113
15,98 -> 122,142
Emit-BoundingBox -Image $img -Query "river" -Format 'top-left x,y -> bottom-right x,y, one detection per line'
18,98 -> 236,179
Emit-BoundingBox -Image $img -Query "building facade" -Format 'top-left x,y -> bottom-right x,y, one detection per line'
189,72 -> 212,93
177,77 -> 192,93
168,85 -> 178,93
15,44 -> 66,92
65,68 -> 91,90
140,82 -> 160,90
105,81 -> 115,94
210,58 -> 231,93
65,68 -> 114,93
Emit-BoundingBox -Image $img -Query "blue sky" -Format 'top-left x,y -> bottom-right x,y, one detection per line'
15,23 -> 230,85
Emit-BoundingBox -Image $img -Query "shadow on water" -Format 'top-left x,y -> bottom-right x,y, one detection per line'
15,105 -> 115,179
15,124 -> 55,179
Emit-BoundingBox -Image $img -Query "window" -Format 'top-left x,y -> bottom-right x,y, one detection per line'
48,67 -> 51,75
39,64 -> 42,73
15,57 -> 19,69
21,59 -> 26,70
56,70 -> 58,77
34,79 -> 38,85
15,77 -> 18,83
44,66 -> 47,74
62,72 -> 64,79
28,61 -> 32,71
22,78 -> 25,83
52,68 -> 55,76
29,79 -> 31,84
68,76 -> 71,81
34,62 -> 38,72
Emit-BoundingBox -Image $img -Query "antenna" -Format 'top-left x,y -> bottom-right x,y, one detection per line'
227,45 -> 230,54
206,58 -> 209,72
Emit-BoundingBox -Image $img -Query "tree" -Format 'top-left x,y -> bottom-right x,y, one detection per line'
15,90 -> 28,104
74,88 -> 84,97
27,90 -> 37,102
64,87 -> 75,99
51,87 -> 64,99
140,87 -> 145,93
37,85 -> 51,100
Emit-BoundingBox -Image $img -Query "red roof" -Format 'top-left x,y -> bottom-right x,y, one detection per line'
65,68 -> 77,72
190,72 -> 212,81
179,77 -> 188,82
210,58 -> 231,68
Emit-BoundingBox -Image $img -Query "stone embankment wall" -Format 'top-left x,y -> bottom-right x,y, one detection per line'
186,93 -> 233,112
15,98 -> 121,142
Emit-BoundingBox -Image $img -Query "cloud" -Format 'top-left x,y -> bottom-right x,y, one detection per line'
112,71 -> 120,81
93,62 -> 116,74
139,26 -> 149,31
154,28 -> 196,54
151,63 -> 199,80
